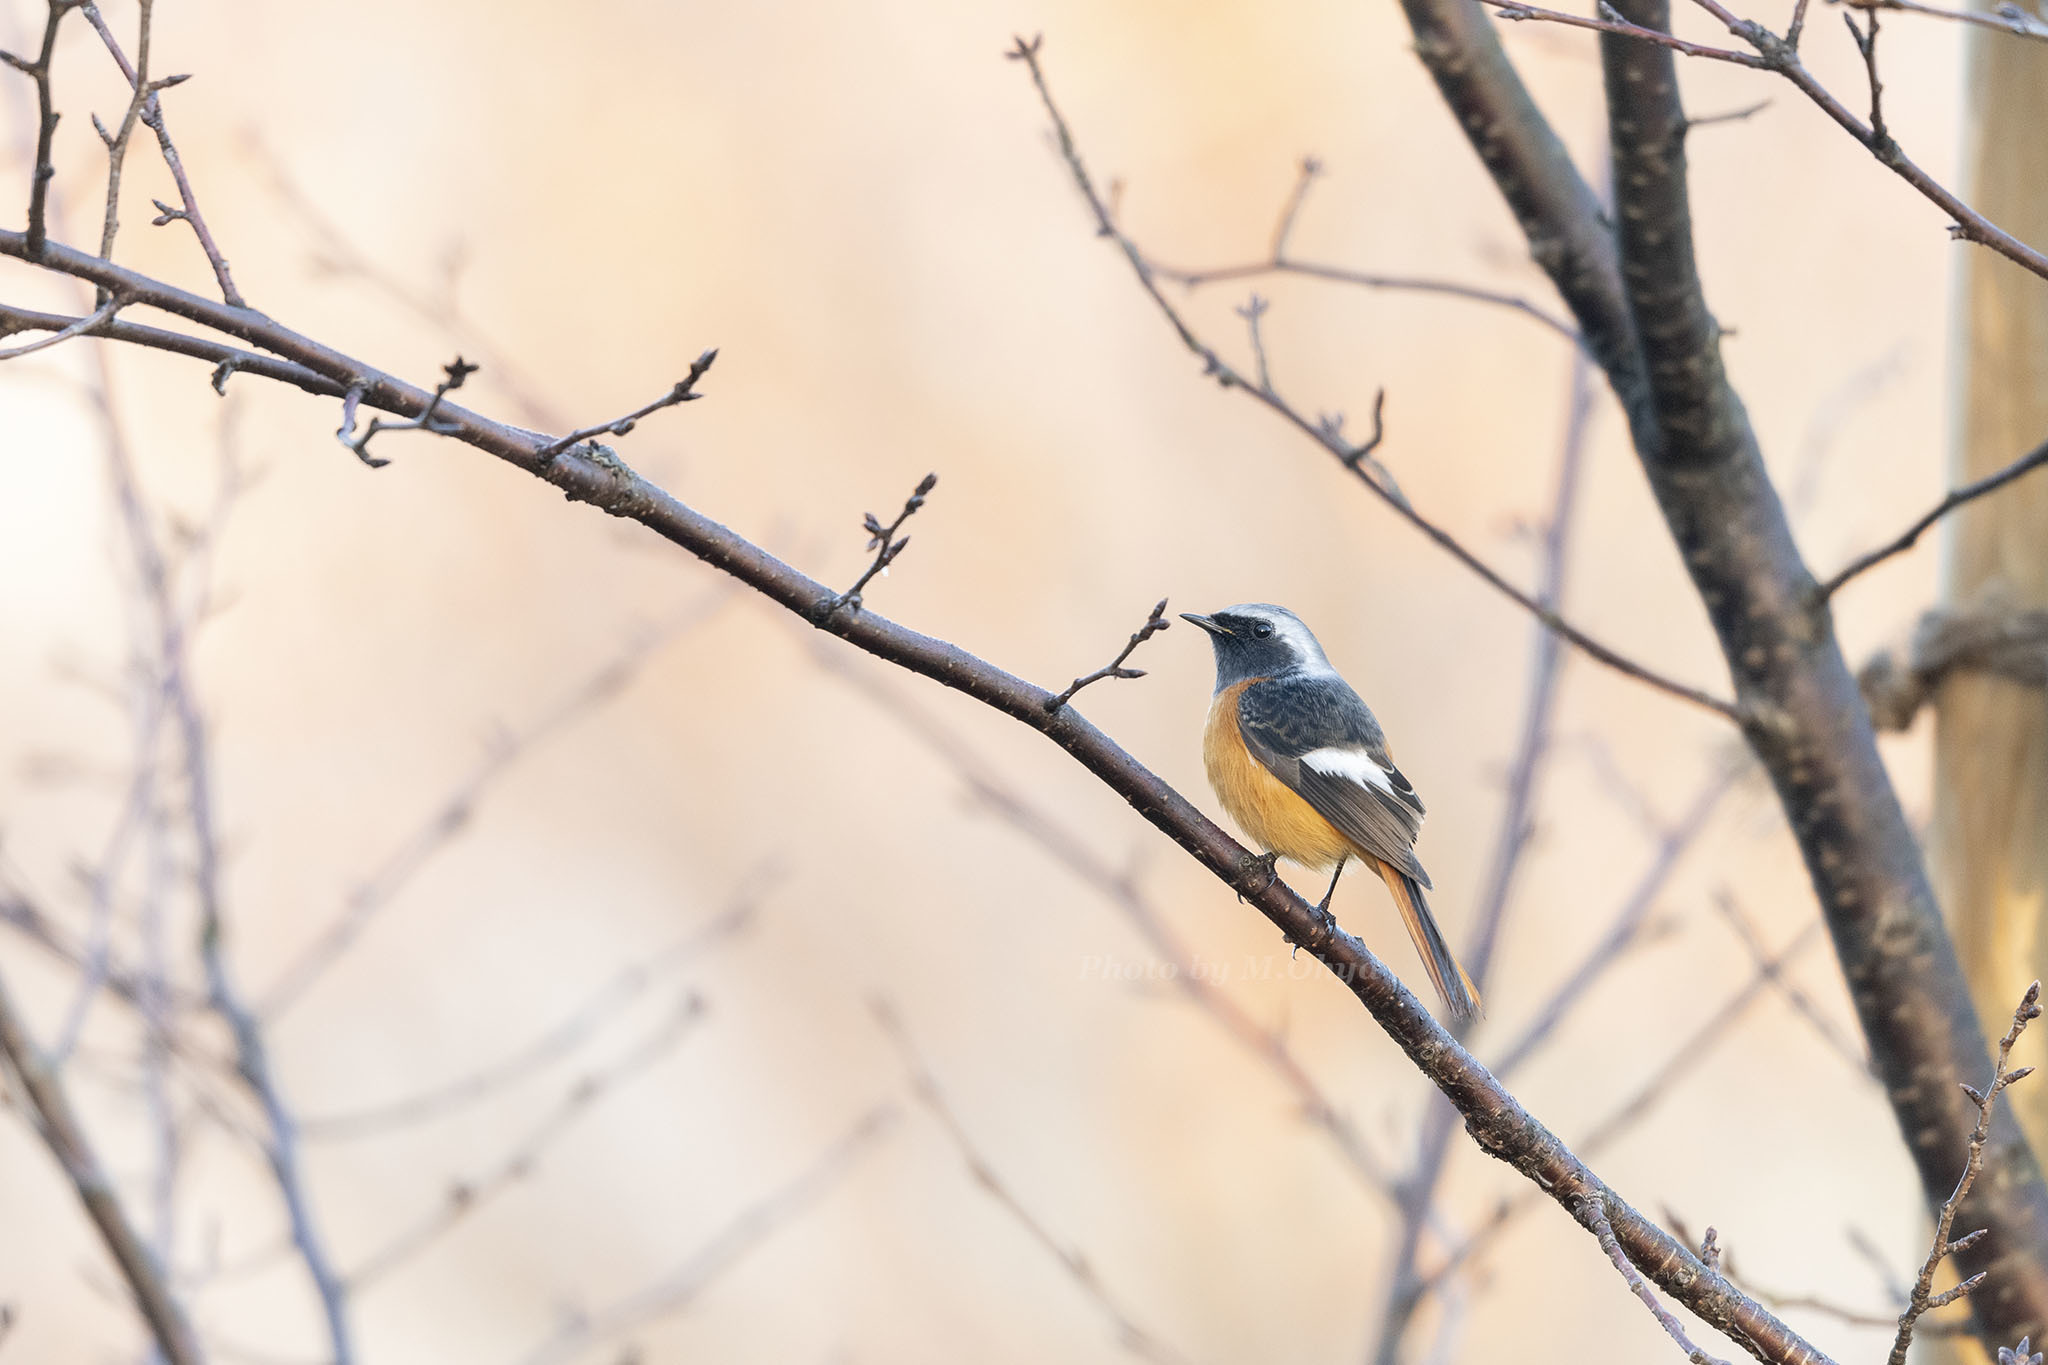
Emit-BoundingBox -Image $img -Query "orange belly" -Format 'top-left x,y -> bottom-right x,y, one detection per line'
1203,680 -> 1353,870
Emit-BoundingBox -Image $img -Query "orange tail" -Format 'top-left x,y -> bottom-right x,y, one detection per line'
1370,857 -> 1482,1021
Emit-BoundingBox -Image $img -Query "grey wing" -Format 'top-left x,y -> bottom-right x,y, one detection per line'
1237,674 -> 1432,888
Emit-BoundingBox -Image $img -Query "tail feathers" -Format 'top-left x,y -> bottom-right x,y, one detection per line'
1374,860 -> 1482,1021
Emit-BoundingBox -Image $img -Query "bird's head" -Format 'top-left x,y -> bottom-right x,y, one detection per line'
1180,603 -> 1330,691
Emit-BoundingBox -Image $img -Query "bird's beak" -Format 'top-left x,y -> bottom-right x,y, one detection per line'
1179,612 -> 1227,637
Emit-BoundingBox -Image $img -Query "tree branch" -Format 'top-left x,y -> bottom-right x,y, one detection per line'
0,967 -> 205,1365
1890,983 -> 2043,1365
876,1001 -> 1192,1365
0,107 -> 1838,1365
1044,598 -> 1172,712
1007,36 -> 1738,724
79,1 -> 244,304
1823,434 -> 2048,597
1593,0 -> 2048,1342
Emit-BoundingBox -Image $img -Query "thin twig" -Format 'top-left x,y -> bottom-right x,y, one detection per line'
1888,982 -> 2042,1365
1237,292 -> 1274,393
1369,349 -> 1593,1365
535,348 -> 718,461
1044,598 -> 1172,712
1008,36 -> 1741,724
79,2 -> 243,304
1788,0 -> 1816,46
1710,890 -> 1869,1075
347,993 -> 709,1292
1687,97 -> 1774,128
0,967 -> 205,1365
1150,150 -> 1580,343
510,1104 -> 897,1365
248,139 -> 564,423
1270,155 -> 1321,259
337,355 -> 478,468
88,0 -> 152,271
0,290 -> 121,360
1156,254 -> 1582,342
2,0 -> 82,256
1823,435 -> 2048,596
1458,346 -> 1594,998
1678,0 -> 2048,281
1485,0 -> 1769,62
1579,1194 -> 1734,1364
0,300 -> 338,395
301,887 -> 759,1140
1842,6 -> 1887,146
258,592 -> 733,1018
875,1000 -> 1193,1365
811,473 -> 938,623
90,357 -> 358,1361
1845,0 -> 2048,41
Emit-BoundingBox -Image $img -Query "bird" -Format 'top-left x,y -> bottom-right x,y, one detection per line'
1182,603 -> 1480,1020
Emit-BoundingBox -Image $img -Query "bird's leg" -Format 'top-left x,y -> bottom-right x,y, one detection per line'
1237,850 -> 1281,900
1315,857 -> 1346,919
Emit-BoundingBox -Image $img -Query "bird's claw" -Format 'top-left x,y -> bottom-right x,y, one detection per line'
1236,851 -> 1281,901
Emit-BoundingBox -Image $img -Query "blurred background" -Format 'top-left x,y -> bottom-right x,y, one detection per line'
0,0 -> 1979,1361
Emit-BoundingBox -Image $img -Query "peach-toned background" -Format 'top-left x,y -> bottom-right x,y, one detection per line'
0,1 -> 1977,1361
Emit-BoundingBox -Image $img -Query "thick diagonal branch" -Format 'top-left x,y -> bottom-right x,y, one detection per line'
0,224 -> 1830,1365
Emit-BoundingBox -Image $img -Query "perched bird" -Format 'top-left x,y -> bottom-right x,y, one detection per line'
1183,603 -> 1480,1020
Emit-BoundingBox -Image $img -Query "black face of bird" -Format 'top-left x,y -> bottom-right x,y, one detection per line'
1180,603 -> 1330,691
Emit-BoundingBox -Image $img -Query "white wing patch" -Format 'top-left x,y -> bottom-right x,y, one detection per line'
1302,746 -> 1400,799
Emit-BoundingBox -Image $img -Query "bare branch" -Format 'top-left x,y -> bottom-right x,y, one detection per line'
0,967 -> 205,1365
0,290 -> 121,359
1579,1194 -> 1734,1364
1458,348 -> 1595,998
814,645 -> 1399,1196
1007,37 -> 1741,724
337,355 -> 478,468
1145,152 -> 1581,343
810,472 -> 938,623
0,300 -> 339,394
79,2 -> 244,304
1414,921 -> 1826,1306
1044,598 -> 1171,712
347,993 -> 709,1292
1845,0 -> 2048,41
0,161 -> 1831,1365
301,886 -> 758,1140
258,591 -> 732,1017
535,347 -> 719,461
1824,434 -> 2048,597
510,1104 -> 896,1365
1376,768 -> 1733,1361
1842,5 -> 1888,145
88,0 -> 152,270
1711,890 -> 1870,1075
3,0 -> 82,256
1889,982 -> 2044,1365
1369,351 -> 1592,1365
1677,0 -> 2048,280
876,1001 -> 1192,1365
1484,0 -> 1769,62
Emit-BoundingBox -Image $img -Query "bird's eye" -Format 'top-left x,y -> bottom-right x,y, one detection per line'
1252,621 -> 1274,639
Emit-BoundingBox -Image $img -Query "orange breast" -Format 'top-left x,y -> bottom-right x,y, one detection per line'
1202,680 -> 1353,870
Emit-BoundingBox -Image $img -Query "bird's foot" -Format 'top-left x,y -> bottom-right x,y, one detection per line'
1236,850 -> 1281,901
